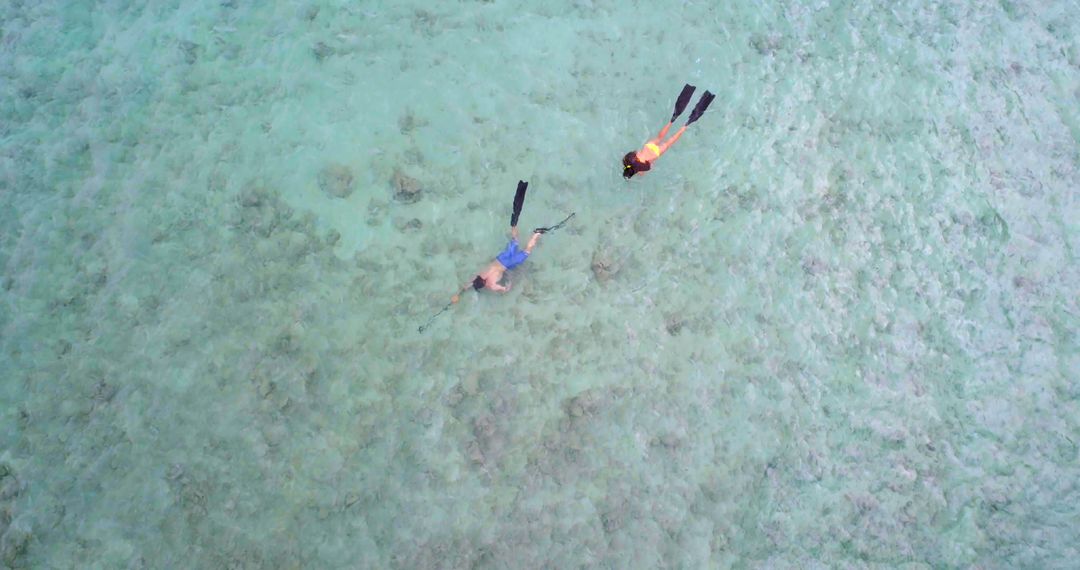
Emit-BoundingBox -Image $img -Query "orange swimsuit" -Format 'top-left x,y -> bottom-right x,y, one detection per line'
636,123 -> 688,167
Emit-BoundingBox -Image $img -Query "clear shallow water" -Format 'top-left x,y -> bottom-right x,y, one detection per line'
1,0 -> 1077,567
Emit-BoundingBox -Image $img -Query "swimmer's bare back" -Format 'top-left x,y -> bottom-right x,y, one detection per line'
476,261 -> 511,293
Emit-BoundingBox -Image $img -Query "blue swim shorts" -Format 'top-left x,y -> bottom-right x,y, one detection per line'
496,239 -> 529,270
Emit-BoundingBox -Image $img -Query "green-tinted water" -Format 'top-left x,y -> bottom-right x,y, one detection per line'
1,1 -> 1077,567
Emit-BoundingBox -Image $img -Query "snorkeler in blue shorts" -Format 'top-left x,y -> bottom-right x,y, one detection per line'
419,181 -> 575,332
454,181 -> 542,298
463,225 -> 542,295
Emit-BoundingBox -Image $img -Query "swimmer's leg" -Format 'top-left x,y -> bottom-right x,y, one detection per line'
524,231 -> 541,253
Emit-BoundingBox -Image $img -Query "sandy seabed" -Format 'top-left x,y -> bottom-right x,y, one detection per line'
1,1 -> 1078,568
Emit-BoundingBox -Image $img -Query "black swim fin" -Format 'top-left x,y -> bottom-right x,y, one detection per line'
510,180 -> 528,227
671,84 -> 696,122
685,91 -> 714,125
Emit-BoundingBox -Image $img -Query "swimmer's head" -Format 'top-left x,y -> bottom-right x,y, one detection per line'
622,152 -> 649,179
472,276 -> 486,291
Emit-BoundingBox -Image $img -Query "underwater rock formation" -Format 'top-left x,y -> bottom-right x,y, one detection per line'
590,249 -> 620,282
0,464 -> 28,567
312,41 -> 334,62
393,218 -> 423,232
391,168 -> 423,203
317,163 -> 355,198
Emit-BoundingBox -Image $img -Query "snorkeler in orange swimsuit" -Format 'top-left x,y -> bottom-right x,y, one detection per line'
623,84 -> 715,179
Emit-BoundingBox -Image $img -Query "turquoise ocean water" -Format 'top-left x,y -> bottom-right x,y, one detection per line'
1,1 -> 1078,567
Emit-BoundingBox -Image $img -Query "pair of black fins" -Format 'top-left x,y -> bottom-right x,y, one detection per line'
510,180 -> 575,234
671,83 -> 714,125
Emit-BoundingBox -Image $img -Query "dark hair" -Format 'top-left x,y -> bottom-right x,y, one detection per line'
472,276 -> 486,290
622,151 -> 650,179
